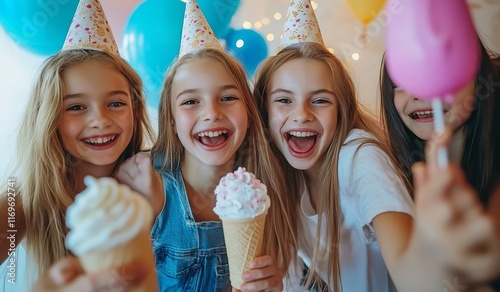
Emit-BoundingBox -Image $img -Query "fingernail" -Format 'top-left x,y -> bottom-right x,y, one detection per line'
242,273 -> 251,280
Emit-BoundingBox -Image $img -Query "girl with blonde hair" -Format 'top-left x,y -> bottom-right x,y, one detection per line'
113,2 -> 297,291
142,45 -> 298,291
255,39 -> 416,291
0,0 -> 154,282
0,48 -> 154,278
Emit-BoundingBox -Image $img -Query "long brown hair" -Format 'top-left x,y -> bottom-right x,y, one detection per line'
379,44 -> 500,204
151,48 -> 298,272
254,42 -> 404,290
18,49 -> 154,277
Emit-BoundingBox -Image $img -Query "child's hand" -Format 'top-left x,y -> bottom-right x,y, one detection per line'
233,255 -> 284,292
116,152 -> 164,217
32,256 -> 148,292
412,130 -> 500,283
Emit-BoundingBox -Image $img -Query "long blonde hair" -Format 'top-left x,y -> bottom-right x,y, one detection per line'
152,48 -> 298,272
18,49 -> 154,277
254,42 -> 402,290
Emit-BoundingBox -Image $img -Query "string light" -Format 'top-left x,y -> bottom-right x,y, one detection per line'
236,39 -> 245,48
274,12 -> 282,20
266,34 -> 275,41
262,18 -> 270,25
352,53 -> 360,60
254,21 -> 262,29
242,21 -> 251,29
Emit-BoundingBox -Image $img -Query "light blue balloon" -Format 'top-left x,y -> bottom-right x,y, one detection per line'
0,0 -> 79,56
225,29 -> 268,76
198,0 -> 241,39
122,0 -> 185,109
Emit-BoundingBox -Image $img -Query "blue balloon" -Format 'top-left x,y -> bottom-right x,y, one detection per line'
122,0 -> 185,109
225,29 -> 268,76
198,0 -> 241,39
0,0 -> 79,55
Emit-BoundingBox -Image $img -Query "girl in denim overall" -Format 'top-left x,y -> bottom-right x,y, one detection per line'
147,46 -> 298,291
114,2 -> 297,290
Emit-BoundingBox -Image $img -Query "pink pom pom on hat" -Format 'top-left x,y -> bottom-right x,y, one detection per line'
278,0 -> 325,52
179,0 -> 223,57
62,0 -> 119,55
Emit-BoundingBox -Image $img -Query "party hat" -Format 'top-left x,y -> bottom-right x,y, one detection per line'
179,0 -> 223,57
278,0 -> 325,52
62,0 -> 119,55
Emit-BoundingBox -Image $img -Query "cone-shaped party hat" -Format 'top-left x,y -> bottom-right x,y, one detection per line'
278,0 -> 325,52
62,0 -> 119,55
179,0 -> 223,57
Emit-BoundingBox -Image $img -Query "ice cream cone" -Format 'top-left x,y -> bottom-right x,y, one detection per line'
66,177 -> 158,292
79,230 -> 157,292
221,211 -> 267,289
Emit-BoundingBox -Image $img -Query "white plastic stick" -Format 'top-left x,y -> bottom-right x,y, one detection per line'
432,98 -> 448,168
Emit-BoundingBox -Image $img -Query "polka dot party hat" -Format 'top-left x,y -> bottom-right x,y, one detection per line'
278,0 -> 325,52
62,0 -> 119,55
179,0 -> 223,57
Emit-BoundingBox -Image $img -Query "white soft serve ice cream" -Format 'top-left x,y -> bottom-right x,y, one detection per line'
66,176 -> 153,256
213,167 -> 270,219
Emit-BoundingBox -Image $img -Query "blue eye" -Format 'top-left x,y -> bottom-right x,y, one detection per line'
109,101 -> 126,107
276,98 -> 291,103
67,105 -> 84,111
221,96 -> 237,102
312,99 -> 329,104
181,99 -> 198,105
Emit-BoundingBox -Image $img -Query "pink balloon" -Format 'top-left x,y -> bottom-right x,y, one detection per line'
385,0 -> 480,100
101,0 -> 143,47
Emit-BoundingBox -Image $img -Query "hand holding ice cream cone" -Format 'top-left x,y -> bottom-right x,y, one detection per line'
214,167 -> 281,290
65,176 -> 158,292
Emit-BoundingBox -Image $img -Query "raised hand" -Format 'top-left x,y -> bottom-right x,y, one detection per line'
116,152 -> 164,217
412,130 -> 500,283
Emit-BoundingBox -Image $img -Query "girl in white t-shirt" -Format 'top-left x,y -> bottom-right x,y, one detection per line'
255,41 -> 479,291
255,39 -> 500,290
254,41 -> 415,291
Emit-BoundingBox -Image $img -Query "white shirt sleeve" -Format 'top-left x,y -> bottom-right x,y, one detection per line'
339,135 -> 414,229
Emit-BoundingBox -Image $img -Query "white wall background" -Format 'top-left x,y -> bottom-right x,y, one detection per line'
0,0 -> 499,290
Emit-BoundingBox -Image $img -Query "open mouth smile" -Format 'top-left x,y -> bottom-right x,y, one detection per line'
196,129 -> 230,147
285,130 -> 318,157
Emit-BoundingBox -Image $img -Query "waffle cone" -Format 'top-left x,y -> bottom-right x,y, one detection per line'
221,212 -> 267,289
79,230 -> 158,292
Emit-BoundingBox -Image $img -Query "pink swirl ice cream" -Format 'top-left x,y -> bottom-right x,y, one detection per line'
213,167 -> 270,219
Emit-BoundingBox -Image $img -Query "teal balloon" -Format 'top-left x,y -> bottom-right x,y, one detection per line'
0,0 -> 79,55
198,0 -> 241,39
122,0 -> 185,109
225,29 -> 268,76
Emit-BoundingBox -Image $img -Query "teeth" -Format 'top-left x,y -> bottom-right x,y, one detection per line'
197,130 -> 228,138
288,131 -> 317,137
85,135 -> 116,144
410,110 -> 434,119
